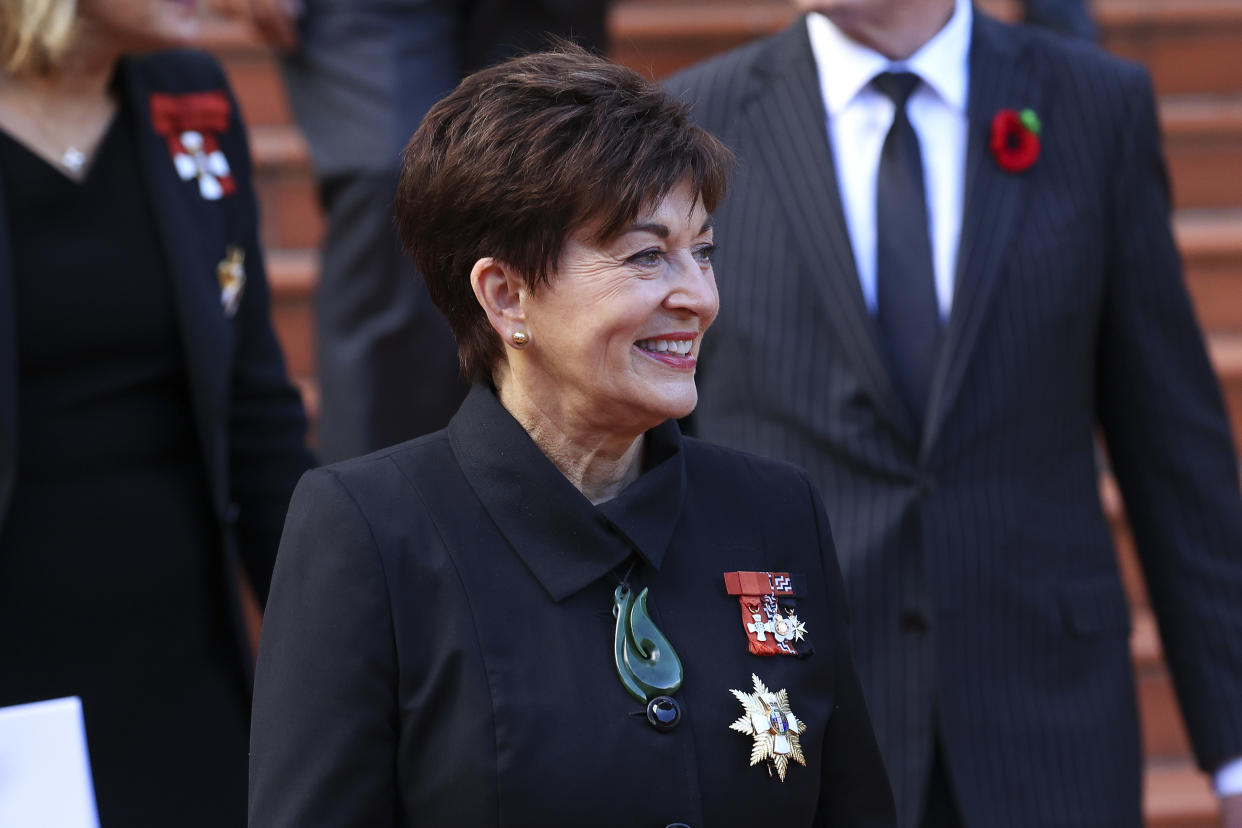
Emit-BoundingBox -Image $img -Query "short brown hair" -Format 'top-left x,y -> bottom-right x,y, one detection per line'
396,44 -> 732,383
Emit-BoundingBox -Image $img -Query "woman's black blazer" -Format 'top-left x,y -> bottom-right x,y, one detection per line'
0,50 -> 314,674
251,385 -> 894,827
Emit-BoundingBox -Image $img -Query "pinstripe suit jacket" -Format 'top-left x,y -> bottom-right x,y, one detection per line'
667,11 -> 1242,827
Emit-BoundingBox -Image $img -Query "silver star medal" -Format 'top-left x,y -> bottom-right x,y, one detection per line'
729,673 -> 807,781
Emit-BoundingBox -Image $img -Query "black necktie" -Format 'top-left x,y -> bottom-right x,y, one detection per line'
874,71 -> 940,426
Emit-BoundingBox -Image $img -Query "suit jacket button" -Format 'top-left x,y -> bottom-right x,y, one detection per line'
646,695 -> 682,732
900,610 -> 929,633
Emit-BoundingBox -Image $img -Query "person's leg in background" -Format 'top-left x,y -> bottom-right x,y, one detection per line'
314,172 -> 466,463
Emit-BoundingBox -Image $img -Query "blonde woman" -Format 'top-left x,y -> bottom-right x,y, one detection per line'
0,2 -> 312,825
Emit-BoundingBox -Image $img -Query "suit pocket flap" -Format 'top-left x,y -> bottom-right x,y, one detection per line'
1060,576 -> 1131,637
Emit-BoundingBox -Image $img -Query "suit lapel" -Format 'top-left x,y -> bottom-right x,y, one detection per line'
744,19 -> 918,445
120,59 -> 232,503
921,13 -> 1046,459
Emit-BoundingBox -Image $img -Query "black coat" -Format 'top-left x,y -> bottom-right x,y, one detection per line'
0,50 -> 314,681
665,11 -> 1242,827
250,385 -> 896,827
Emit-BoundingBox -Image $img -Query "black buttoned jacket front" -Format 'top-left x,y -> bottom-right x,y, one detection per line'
250,385 -> 895,827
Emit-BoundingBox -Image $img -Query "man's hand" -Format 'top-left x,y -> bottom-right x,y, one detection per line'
1223,792 -> 1242,828
208,0 -> 302,51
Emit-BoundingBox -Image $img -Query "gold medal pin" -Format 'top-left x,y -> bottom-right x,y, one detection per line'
217,245 -> 246,317
729,673 -> 807,781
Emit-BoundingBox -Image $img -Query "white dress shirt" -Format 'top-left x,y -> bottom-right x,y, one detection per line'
806,0 -> 970,321
805,0 -> 1242,799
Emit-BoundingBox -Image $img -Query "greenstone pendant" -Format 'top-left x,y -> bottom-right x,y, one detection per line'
613,584 -> 683,703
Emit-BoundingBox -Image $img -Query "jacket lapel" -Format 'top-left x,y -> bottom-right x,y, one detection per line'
745,19 -> 919,446
120,59 -> 232,506
0,169 -> 15,526
921,13 -> 1046,458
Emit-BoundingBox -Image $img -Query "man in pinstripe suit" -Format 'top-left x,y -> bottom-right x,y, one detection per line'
667,0 -> 1242,824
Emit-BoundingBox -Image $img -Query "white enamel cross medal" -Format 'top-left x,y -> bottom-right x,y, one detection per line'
729,673 -> 806,781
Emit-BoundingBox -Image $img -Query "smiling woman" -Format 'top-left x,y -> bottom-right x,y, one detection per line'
477,177 -> 719,495
250,45 -> 897,828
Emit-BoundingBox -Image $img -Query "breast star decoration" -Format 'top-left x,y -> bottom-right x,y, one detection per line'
729,673 -> 806,781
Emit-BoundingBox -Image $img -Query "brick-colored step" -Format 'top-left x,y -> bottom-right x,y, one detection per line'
1104,0 -> 1242,96
1146,761 -> 1218,828
248,125 -> 323,250
200,18 -> 291,126
1130,608 -> 1196,761
1138,655 -> 1191,759
608,1 -> 793,80
1163,95 -> 1242,209
1181,209 -> 1242,333
1211,332 -> 1242,442
266,247 -> 317,381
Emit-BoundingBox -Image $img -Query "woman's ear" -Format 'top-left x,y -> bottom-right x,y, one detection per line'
470,257 -> 528,344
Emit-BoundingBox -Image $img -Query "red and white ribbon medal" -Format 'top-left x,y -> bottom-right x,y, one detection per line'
722,571 -> 810,657
149,91 -> 237,201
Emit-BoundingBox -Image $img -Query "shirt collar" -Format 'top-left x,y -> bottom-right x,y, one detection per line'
805,0 -> 972,116
447,384 -> 687,602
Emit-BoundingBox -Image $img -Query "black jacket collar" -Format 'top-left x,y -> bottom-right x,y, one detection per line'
447,384 -> 686,602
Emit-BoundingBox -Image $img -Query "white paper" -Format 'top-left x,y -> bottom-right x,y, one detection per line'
0,696 -> 100,828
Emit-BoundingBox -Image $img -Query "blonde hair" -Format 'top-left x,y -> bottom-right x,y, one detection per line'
0,0 -> 77,75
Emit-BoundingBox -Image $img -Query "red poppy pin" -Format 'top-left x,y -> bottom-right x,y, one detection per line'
149,91 -> 237,200
989,107 -> 1041,173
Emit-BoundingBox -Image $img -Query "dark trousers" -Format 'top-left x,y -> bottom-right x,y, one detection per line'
314,172 -> 467,463
922,734 -> 965,828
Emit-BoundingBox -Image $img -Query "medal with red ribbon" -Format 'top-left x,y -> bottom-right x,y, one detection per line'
149,91 -> 236,200
723,571 -> 811,657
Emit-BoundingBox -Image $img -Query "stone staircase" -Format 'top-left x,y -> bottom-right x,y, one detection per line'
205,1 -> 1242,823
